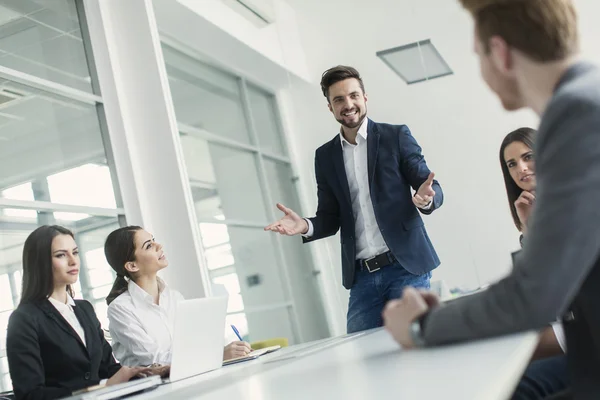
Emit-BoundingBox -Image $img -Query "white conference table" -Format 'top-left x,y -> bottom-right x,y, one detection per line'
132,328 -> 538,400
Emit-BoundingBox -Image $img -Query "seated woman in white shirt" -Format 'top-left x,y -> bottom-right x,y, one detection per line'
6,225 -> 152,400
105,226 -> 251,367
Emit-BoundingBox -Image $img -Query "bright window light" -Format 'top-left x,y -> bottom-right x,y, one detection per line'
47,164 -> 116,208
199,223 -> 230,248
54,212 -> 90,221
2,182 -> 34,201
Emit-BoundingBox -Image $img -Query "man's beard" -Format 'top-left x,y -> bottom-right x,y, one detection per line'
336,108 -> 367,129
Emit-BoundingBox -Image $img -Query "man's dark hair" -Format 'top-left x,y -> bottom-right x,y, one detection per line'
320,65 -> 365,102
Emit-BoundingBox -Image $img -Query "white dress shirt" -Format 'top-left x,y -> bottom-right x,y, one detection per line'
305,117 -> 431,260
551,321 -> 567,352
48,294 -> 86,347
107,278 -> 184,366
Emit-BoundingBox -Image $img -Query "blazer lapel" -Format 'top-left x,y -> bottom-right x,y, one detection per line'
73,303 -> 95,358
367,120 -> 380,189
39,300 -> 90,357
332,135 -> 352,206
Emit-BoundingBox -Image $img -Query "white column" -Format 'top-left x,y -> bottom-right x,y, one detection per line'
82,0 -> 210,299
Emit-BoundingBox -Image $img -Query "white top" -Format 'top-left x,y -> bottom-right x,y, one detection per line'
305,118 -> 430,259
107,278 -> 184,366
551,321 -> 567,352
48,294 -> 86,347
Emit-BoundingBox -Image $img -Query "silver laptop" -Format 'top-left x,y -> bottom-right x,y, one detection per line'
169,296 -> 228,381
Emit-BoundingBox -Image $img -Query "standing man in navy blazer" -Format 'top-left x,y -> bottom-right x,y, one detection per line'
265,66 -> 443,333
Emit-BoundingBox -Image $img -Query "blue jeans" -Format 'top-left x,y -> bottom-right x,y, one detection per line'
346,261 -> 431,334
511,355 -> 569,400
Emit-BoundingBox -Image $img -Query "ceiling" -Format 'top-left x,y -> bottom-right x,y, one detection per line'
0,0 -> 92,92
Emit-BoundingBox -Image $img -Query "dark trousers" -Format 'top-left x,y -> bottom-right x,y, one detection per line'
512,355 -> 569,400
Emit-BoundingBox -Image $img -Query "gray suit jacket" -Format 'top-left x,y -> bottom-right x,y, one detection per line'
422,62 -> 600,397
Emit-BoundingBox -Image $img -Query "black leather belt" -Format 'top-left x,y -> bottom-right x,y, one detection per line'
357,251 -> 395,273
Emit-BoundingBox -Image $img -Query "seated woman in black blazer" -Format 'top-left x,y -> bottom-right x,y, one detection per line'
6,225 -> 153,400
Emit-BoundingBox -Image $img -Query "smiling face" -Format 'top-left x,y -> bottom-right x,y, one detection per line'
51,234 -> 80,289
327,78 -> 368,129
503,140 -> 536,191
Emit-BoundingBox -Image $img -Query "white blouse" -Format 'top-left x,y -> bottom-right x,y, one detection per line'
107,278 -> 184,366
48,294 -> 86,347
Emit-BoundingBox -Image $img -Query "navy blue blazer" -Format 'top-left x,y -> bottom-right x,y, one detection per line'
304,119 -> 442,289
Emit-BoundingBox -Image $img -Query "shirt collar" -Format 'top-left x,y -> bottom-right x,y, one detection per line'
129,277 -> 167,307
340,117 -> 369,146
48,293 -> 76,311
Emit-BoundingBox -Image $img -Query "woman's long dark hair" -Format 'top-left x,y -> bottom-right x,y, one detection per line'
499,127 -> 537,232
105,226 -> 142,305
20,225 -> 76,305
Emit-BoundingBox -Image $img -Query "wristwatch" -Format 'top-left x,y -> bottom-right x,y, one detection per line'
409,315 -> 428,348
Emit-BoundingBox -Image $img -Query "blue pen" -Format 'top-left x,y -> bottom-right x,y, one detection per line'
231,324 -> 243,341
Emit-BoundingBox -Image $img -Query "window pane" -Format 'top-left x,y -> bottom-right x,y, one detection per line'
47,164 -> 117,209
225,313 -> 248,342
91,284 -> 111,300
0,310 -> 12,351
213,273 -> 243,313
1,372 -> 11,393
226,225 -> 287,307
264,160 -> 329,340
93,300 -> 109,330
181,138 -> 268,223
0,81 -> 116,208
163,45 -> 251,144
0,276 -> 12,312
247,84 -> 285,155
12,270 -> 21,300
0,0 -> 94,93
246,307 -> 294,344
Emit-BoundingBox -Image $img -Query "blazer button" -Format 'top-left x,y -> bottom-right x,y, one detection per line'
84,372 -> 91,380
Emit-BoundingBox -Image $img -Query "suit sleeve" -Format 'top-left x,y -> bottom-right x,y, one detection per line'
82,301 -> 121,379
422,95 -> 600,345
397,125 -> 443,215
6,309 -> 72,400
304,150 -> 341,242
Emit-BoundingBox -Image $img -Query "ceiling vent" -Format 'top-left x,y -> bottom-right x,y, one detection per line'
0,88 -> 25,108
222,0 -> 275,28
376,39 -> 453,85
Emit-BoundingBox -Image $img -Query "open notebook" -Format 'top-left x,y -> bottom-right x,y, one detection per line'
222,345 -> 281,366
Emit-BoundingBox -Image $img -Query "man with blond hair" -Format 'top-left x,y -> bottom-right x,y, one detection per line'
384,0 -> 600,398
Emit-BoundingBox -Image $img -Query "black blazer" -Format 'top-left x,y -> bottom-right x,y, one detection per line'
304,120 -> 443,289
6,299 -> 121,400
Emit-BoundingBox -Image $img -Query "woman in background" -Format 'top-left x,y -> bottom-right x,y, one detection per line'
500,128 -> 569,399
6,225 -> 151,400
105,226 -> 251,368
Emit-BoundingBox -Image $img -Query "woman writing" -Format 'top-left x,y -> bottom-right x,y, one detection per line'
105,226 -> 251,368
